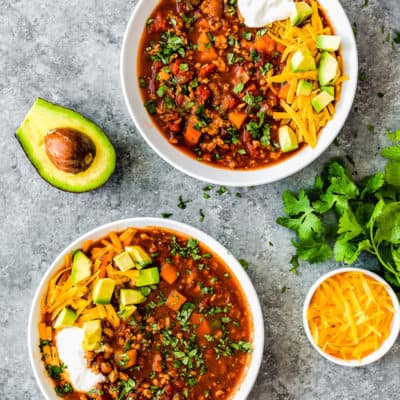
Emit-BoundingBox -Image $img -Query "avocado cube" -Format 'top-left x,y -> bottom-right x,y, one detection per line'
290,48 -> 316,72
54,307 -> 77,329
290,2 -> 313,26
120,289 -> 146,306
93,278 -> 115,305
136,267 -> 160,287
316,35 -> 341,52
125,246 -> 152,269
296,80 -> 313,96
321,86 -> 335,97
318,52 -> 339,86
118,305 -> 137,321
82,320 -> 102,351
311,91 -> 334,113
71,251 -> 92,285
114,251 -> 135,272
279,126 -> 299,153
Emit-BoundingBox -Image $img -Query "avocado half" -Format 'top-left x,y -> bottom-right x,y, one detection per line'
16,98 -> 116,193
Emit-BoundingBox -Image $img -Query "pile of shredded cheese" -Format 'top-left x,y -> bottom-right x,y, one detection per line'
307,271 -> 395,361
40,228 -> 139,368
267,0 -> 348,147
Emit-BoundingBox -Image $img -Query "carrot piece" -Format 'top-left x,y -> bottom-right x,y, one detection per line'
255,35 -> 276,54
277,43 -> 286,53
116,349 -> 137,369
197,31 -> 218,62
109,232 -> 123,253
228,112 -> 247,129
152,352 -> 163,372
278,83 -> 290,100
166,289 -> 187,311
161,264 -> 179,285
190,313 -> 211,336
184,122 -> 202,146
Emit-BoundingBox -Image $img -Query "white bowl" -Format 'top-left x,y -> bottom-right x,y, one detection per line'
303,267 -> 400,367
120,0 -> 358,186
28,218 -> 264,399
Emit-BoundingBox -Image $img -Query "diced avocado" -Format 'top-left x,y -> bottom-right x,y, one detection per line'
113,251 -> 135,272
296,80 -> 313,96
120,289 -> 146,306
290,48 -> 316,72
125,246 -> 152,269
118,305 -> 137,321
318,52 -> 339,86
54,307 -> 77,329
93,278 -> 115,305
71,251 -> 92,285
82,320 -> 102,351
136,267 -> 160,287
316,35 -> 341,52
279,126 -> 299,153
15,98 -> 116,193
321,86 -> 335,97
311,91 -> 335,113
290,2 -> 313,26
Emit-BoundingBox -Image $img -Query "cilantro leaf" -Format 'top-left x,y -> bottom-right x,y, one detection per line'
360,172 -> 385,199
385,161 -> 400,187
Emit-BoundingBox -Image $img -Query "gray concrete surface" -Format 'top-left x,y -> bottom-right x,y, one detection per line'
1,0 -> 400,399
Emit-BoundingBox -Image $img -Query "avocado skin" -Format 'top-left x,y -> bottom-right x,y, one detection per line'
15,98 -> 116,193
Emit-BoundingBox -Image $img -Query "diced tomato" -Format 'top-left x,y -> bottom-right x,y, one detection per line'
168,122 -> 181,133
199,63 -> 217,78
147,12 -> 167,33
176,94 -> 184,106
196,85 -> 212,102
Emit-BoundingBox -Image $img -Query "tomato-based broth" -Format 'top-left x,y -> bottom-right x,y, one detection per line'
138,0 -> 344,170
39,227 -> 252,399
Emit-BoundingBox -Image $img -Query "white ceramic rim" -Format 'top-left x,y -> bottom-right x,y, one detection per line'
28,218 -> 264,400
303,267 -> 400,367
120,0 -> 358,187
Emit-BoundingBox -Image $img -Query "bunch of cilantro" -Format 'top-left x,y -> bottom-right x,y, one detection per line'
277,130 -> 400,286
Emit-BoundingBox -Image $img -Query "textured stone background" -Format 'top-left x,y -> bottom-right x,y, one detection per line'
1,0 -> 400,399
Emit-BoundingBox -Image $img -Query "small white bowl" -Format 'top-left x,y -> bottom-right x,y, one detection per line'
28,218 -> 264,400
120,0 -> 358,186
303,267 -> 400,367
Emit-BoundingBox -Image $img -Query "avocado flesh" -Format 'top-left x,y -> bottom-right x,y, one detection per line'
316,35 -> 341,52
291,2 -> 313,26
54,307 -> 77,329
297,80 -> 313,96
136,267 -> 160,287
311,91 -> 334,113
71,250 -> 92,285
16,98 -> 116,193
82,320 -> 102,351
120,289 -> 146,306
290,48 -> 316,72
318,52 -> 339,86
125,246 -> 152,269
119,305 -> 137,321
93,278 -> 115,305
279,126 -> 299,153
114,251 -> 135,272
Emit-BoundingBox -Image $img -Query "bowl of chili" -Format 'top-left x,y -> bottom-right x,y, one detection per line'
28,218 -> 264,399
121,0 -> 357,186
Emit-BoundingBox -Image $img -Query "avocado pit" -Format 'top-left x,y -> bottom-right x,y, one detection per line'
44,127 -> 96,174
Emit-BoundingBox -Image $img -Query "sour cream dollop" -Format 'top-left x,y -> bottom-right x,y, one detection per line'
238,0 -> 296,28
56,327 -> 105,392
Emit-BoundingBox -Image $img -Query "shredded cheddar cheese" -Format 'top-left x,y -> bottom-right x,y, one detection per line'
307,272 -> 395,361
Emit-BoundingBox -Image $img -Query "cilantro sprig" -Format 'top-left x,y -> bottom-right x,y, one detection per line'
278,131 -> 400,284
